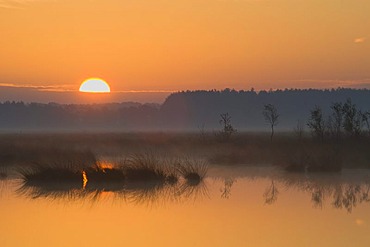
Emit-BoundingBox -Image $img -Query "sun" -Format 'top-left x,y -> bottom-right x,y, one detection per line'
79,78 -> 111,93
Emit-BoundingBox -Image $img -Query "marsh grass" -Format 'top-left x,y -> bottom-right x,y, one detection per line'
278,142 -> 344,173
85,166 -> 125,183
122,153 -> 180,184
19,165 -> 82,185
177,158 -> 208,185
16,152 -> 209,205
17,148 -> 97,186
17,153 -> 208,189
2,132 -> 370,175
162,158 -> 180,185
16,150 -> 208,206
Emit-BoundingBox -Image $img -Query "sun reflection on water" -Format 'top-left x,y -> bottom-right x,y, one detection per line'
82,171 -> 88,189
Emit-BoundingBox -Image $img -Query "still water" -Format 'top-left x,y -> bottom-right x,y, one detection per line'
1,167 -> 370,247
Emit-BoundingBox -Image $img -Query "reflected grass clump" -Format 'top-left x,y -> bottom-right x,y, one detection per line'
17,181 -> 84,200
122,182 -> 170,205
0,166 -> 7,179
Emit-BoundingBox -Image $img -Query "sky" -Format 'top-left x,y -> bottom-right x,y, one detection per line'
0,0 -> 369,103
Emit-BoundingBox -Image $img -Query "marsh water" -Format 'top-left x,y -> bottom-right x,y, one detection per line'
1,166 -> 370,247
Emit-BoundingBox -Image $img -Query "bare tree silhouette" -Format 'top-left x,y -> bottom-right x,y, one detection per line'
263,104 -> 279,141
218,113 -> 237,141
307,106 -> 326,141
342,98 -> 363,137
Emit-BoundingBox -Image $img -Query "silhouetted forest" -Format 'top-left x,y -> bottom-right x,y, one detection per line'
1,88 -> 370,131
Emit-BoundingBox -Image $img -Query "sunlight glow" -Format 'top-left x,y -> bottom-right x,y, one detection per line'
98,162 -> 114,173
79,78 -> 111,93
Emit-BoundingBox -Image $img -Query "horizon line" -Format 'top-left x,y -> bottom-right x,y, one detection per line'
1,82 -> 370,94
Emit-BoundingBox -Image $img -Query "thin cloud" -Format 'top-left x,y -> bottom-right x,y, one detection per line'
0,3 -> 21,9
0,83 -> 76,92
0,83 -> 176,93
0,0 -> 48,9
0,1 -> 25,9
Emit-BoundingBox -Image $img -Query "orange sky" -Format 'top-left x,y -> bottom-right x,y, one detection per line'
0,0 -> 370,102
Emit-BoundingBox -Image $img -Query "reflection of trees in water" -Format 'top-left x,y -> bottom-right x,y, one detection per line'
17,179 -> 209,206
0,180 -> 6,198
263,180 -> 279,205
0,170 -> 7,180
13,170 -> 370,212
0,168 -> 10,198
300,182 -> 369,212
220,178 -> 235,199
331,184 -> 370,212
311,186 -> 324,208
270,175 -> 370,213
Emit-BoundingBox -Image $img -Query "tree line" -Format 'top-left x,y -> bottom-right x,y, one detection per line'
1,88 -> 370,131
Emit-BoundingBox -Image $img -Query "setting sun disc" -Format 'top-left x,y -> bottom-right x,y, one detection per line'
79,78 -> 111,93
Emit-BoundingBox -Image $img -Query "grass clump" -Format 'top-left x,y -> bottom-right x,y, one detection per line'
17,149 -> 98,185
177,158 -> 208,185
123,153 -> 168,182
16,154 -> 210,204
85,164 -> 125,183
19,165 -> 82,185
16,150 -> 210,203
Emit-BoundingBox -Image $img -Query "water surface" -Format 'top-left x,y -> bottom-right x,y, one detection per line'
1,167 -> 370,247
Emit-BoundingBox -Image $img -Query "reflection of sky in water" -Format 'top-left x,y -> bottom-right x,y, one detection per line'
6,167 -> 370,210
1,168 -> 370,246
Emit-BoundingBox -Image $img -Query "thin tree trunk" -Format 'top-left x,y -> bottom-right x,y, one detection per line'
271,125 -> 274,141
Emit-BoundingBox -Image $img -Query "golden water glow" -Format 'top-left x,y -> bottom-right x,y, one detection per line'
82,171 -> 88,189
79,78 -> 110,93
